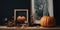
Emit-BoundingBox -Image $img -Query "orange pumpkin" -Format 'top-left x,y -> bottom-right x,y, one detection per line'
40,16 -> 56,27
17,16 -> 26,21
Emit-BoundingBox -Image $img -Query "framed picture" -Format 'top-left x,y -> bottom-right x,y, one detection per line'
14,9 -> 28,24
31,0 -> 54,24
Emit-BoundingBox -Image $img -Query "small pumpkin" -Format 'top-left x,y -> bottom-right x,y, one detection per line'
40,16 -> 56,27
17,16 -> 26,21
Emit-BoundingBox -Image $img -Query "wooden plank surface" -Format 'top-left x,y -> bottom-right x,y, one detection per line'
0,26 -> 60,30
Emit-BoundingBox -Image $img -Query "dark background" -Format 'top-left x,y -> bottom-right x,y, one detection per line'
0,0 -> 60,26
0,0 -> 31,25
53,0 -> 60,26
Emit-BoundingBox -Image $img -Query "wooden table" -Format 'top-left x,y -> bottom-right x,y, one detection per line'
0,26 -> 60,30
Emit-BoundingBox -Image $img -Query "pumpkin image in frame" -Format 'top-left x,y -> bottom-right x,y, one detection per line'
40,16 -> 56,27
17,16 -> 26,21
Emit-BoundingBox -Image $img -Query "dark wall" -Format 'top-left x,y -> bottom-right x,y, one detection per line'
0,0 -> 31,25
53,0 -> 60,26
0,0 -> 30,18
